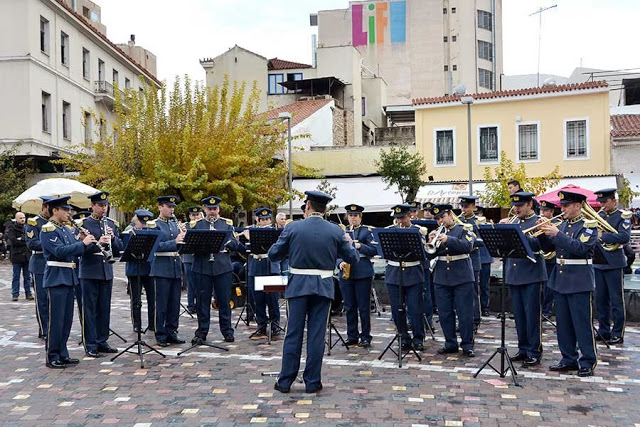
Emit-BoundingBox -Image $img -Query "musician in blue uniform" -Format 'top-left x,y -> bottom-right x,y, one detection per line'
593,188 -> 631,344
148,196 -> 186,347
190,196 -> 239,344
269,191 -> 359,394
384,204 -> 426,352
71,210 -> 90,322
40,196 -> 96,368
539,190 -> 598,377
123,209 -> 156,333
539,200 -> 558,318
78,191 -> 123,357
243,208 -> 282,340
474,205 -> 493,316
25,196 -> 52,339
504,192 -> 546,367
429,204 -> 476,357
336,204 -> 377,348
183,206 -> 203,315
407,201 -> 420,220
422,201 -> 438,315
458,195 -> 484,330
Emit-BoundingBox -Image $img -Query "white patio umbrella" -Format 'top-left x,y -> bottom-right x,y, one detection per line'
12,178 -> 99,215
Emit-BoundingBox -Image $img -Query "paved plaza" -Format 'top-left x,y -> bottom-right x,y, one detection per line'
0,260 -> 639,426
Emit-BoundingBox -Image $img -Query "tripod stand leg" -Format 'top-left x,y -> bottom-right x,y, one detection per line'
592,324 -> 611,349
180,303 -> 195,319
543,314 -> 557,329
109,328 -> 127,343
378,334 -> 399,360
424,314 -> 436,340
177,341 -> 230,356
371,285 -> 383,316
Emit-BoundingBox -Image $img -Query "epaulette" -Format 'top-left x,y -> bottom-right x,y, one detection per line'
42,222 -> 55,232
65,224 -> 75,231
621,210 -> 632,220
463,223 -> 474,231
109,219 -> 120,228
76,218 -> 84,227
146,219 -> 157,229
384,224 -> 395,229
222,217 -> 233,226
189,217 -> 204,228
27,217 -> 38,226
584,219 -> 598,228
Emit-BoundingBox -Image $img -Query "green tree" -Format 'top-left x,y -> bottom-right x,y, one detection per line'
618,177 -> 639,208
315,178 -> 339,221
481,150 -> 562,207
0,145 -> 34,221
375,146 -> 427,202
58,75 -> 289,215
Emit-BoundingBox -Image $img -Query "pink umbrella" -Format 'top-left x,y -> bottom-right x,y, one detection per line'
537,184 -> 601,208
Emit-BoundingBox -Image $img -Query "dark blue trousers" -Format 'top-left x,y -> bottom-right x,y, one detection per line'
542,262 -> 556,316
339,276 -> 372,342
479,263 -> 491,312
184,263 -> 196,311
154,277 -> 181,342
277,295 -> 331,392
81,278 -> 112,352
386,283 -> 424,345
554,291 -> 597,369
595,268 -> 625,339
11,261 -> 31,296
33,273 -> 48,338
127,275 -> 155,331
510,282 -> 542,358
472,270 -> 481,326
46,285 -> 74,364
250,275 -> 281,332
194,271 -> 233,339
435,282 -> 474,351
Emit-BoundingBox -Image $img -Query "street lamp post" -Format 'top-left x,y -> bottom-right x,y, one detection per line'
461,96 -> 474,195
278,112 -> 293,218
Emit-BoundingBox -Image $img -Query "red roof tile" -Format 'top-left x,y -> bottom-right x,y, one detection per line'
412,81 -> 608,106
260,98 -> 333,127
268,58 -> 313,71
611,114 -> 640,138
53,0 -> 161,86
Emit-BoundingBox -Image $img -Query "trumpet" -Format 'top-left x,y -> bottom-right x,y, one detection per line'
426,225 -> 446,254
450,211 -> 464,225
505,206 -> 518,223
522,214 -> 564,237
581,201 -> 620,251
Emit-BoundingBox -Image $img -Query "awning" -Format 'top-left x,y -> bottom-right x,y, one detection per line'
277,176 -> 403,214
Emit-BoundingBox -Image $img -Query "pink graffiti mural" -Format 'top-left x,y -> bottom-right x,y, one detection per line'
352,1 -> 406,46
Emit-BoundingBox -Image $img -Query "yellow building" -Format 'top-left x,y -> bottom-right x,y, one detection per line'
413,81 -> 611,182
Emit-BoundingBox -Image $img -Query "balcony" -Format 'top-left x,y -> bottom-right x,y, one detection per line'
94,81 -> 123,109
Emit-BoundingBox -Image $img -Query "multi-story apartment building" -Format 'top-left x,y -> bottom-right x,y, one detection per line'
0,0 -> 160,163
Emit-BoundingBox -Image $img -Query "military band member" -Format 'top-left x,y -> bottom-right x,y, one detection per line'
593,188 -> 631,344
337,204 -> 377,348
148,196 -> 186,347
504,192 -> 546,367
26,196 -> 52,339
41,196 -> 96,368
385,204 -> 425,352
190,196 -> 239,344
539,190 -> 598,377
78,191 -> 123,357
429,204 -> 476,357
183,206 -> 203,315
407,201 -> 420,220
539,200 -> 558,318
458,195 -> 484,330
269,191 -> 359,393
123,209 -> 156,333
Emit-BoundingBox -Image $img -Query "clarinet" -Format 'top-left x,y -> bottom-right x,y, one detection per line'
70,220 -> 115,263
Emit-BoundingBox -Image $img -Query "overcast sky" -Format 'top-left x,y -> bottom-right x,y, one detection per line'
101,0 -> 639,85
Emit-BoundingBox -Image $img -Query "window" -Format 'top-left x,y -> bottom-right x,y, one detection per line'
361,97 -> 367,117
99,118 -> 106,142
285,73 -> 303,93
452,35 -> 457,42
435,129 -> 455,165
125,78 -> 131,89
84,111 -> 92,145
478,40 -> 493,61
565,118 -> 588,159
41,91 -> 51,133
62,101 -> 71,139
98,59 -> 105,82
452,65 -> 457,71
443,36 -> 448,42
40,17 -> 49,54
478,10 -> 493,31
60,32 -> 69,65
623,78 -> 640,105
268,73 -> 285,94
112,69 -> 119,87
444,65 -> 449,72
443,7 -> 447,14
478,68 -> 494,90
82,48 -> 90,80
82,6 -> 90,18
451,7 -> 456,13
517,122 -> 540,161
478,126 -> 499,163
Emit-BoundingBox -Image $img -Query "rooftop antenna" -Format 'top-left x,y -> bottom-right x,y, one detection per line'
530,4 -> 557,87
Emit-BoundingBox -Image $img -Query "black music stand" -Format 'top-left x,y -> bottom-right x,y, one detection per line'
374,228 -> 425,367
111,230 -> 165,368
473,224 -> 535,386
177,229 -> 231,355
326,308 -> 350,355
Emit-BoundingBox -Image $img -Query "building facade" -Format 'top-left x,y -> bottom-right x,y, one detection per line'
0,0 -> 160,161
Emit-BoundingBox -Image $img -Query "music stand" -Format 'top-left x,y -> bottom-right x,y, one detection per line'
473,224 -> 535,386
326,307 -> 350,355
111,230 -> 165,368
373,228 -> 425,367
177,229 -> 232,355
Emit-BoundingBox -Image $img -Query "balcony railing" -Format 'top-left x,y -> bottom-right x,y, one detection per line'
94,80 -> 114,96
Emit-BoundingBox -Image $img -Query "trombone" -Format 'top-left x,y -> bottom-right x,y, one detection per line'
581,201 -> 620,251
521,214 -> 564,237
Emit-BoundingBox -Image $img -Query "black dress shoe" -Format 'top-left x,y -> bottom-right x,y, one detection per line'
133,327 -> 143,333
46,360 -> 66,369
577,367 -> 593,377
61,357 -> 80,365
305,383 -> 323,393
271,329 -> 282,338
437,347 -> 458,354
156,341 -> 170,347
510,352 -> 527,362
168,336 -> 185,344
191,336 -> 204,345
401,341 -> 412,352
462,349 -> 475,357
98,345 -> 118,354
482,310 -> 490,317
358,340 -> 371,348
223,334 -> 235,343
345,338 -> 359,346
274,382 -> 290,393
595,334 -> 610,342
523,356 -> 541,367
609,336 -> 624,345
413,343 -> 424,352
85,350 -> 104,358
549,362 -> 578,372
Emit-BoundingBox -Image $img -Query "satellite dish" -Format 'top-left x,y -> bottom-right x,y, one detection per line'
542,78 -> 556,87
454,84 -> 467,95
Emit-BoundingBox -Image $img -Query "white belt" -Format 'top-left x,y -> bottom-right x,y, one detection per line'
359,254 -> 368,258
387,260 -> 421,267
556,259 -> 592,266
155,252 -> 179,257
46,261 -> 76,269
252,254 -> 269,260
437,254 -> 469,262
289,268 -> 333,278
32,251 -> 43,255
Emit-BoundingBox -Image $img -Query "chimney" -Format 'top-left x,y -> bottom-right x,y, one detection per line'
128,34 -> 135,48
